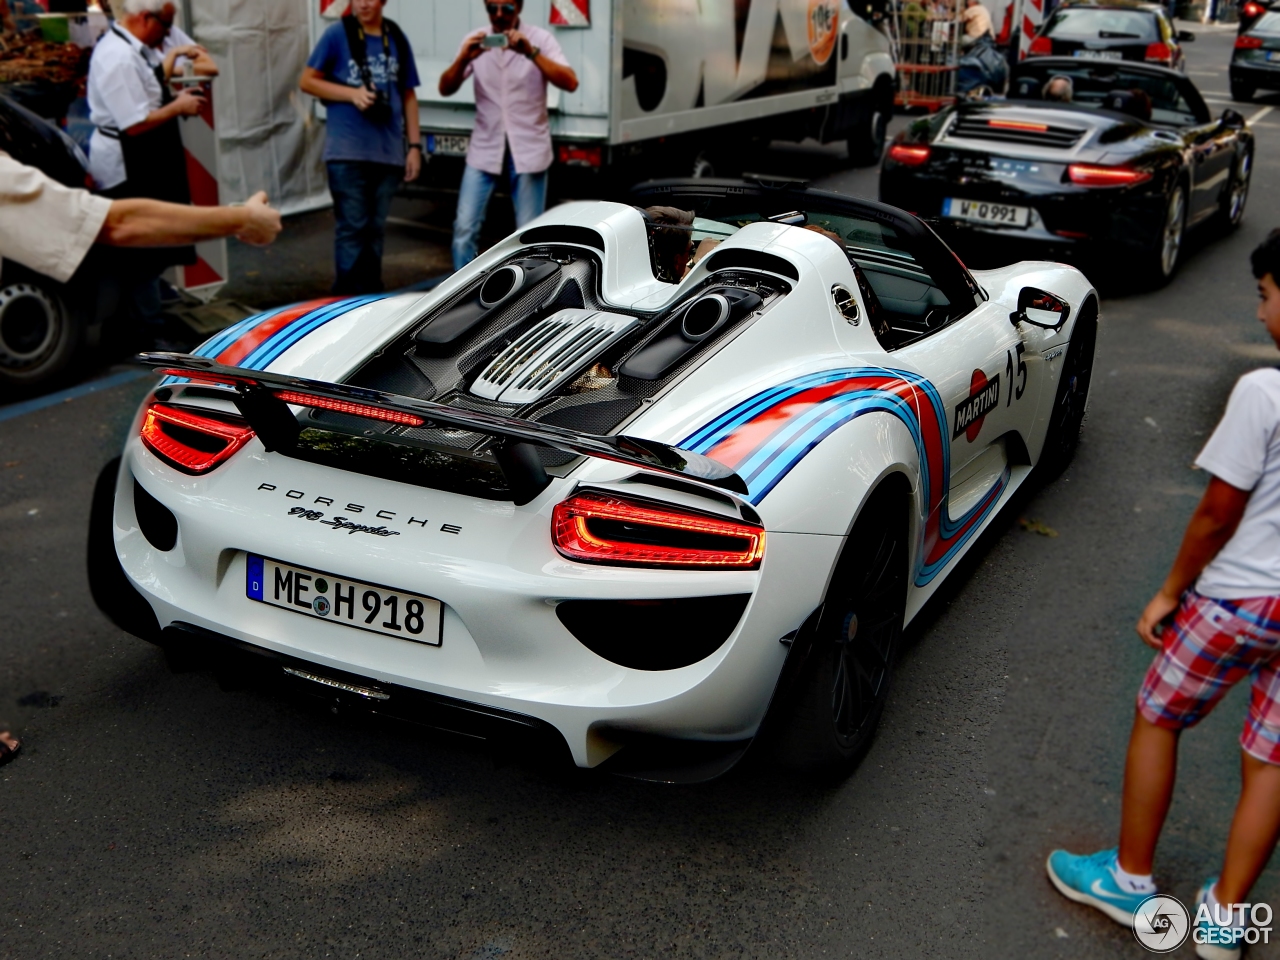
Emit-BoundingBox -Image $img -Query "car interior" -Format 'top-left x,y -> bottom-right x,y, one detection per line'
1008,64 -> 1209,125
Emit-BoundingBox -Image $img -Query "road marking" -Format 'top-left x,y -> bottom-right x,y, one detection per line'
0,367 -> 154,424
1249,106 -> 1275,125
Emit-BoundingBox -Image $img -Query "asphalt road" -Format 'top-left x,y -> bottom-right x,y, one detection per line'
4,23 -> 1280,959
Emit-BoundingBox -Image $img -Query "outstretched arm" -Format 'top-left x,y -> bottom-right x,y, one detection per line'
97,191 -> 283,248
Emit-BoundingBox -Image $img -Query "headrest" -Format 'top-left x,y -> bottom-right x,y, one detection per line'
1102,88 -> 1153,122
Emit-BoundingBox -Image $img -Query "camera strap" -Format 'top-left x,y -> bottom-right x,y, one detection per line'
342,15 -> 408,92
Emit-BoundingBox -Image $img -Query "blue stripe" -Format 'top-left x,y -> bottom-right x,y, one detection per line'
239,295 -> 384,371
916,470 -> 1009,583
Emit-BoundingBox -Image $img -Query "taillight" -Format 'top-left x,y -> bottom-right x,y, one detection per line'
1028,35 -> 1053,55
989,118 -> 1049,132
1244,2 -> 1264,17
1067,164 -> 1152,187
556,143 -> 603,168
887,143 -> 931,166
552,491 -> 765,569
140,402 -> 255,474
1236,34 -> 1265,48
273,391 -> 426,427
1145,41 -> 1173,64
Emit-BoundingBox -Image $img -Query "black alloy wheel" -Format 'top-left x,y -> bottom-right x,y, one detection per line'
1038,299 -> 1098,477
849,85 -> 894,167
1218,147 -> 1253,230
1143,184 -> 1187,286
774,489 -> 908,778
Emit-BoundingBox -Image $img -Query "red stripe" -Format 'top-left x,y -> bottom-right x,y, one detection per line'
184,148 -> 219,207
183,256 -> 222,288
216,298 -> 341,367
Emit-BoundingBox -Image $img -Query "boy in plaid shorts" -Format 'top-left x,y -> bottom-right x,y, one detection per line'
1048,230 -> 1280,960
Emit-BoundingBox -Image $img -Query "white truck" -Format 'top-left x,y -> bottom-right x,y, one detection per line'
310,0 -> 897,183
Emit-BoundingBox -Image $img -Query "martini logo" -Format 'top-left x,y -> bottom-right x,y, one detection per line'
953,369 -> 1001,442
808,0 -> 840,65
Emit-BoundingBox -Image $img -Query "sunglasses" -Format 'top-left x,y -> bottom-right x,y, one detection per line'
486,3 -> 518,14
145,11 -> 175,29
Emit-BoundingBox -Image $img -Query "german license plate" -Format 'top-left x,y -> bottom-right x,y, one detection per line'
247,554 -> 442,646
427,134 -> 470,156
1073,49 -> 1123,59
943,198 -> 1031,227
1268,50 -> 1280,61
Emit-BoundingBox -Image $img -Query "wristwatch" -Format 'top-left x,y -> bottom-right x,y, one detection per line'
408,142 -> 422,152
526,45 -> 541,61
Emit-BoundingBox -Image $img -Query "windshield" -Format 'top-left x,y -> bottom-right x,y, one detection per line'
1043,8 -> 1160,39
1009,63 -> 1207,125
640,206 -> 923,284
1250,10 -> 1280,33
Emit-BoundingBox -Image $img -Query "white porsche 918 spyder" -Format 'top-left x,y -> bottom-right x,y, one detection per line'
88,181 -> 1097,781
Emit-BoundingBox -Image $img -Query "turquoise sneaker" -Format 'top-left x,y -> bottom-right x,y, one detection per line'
1194,878 -> 1245,960
1046,848 -> 1152,926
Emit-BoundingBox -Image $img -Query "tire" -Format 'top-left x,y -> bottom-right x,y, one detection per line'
1142,184 -> 1187,286
0,274 -> 83,395
1230,80 -> 1255,103
87,457 -> 162,645
691,151 -> 716,179
1037,299 -> 1098,478
773,488 -> 909,779
1216,147 -> 1253,231
848,85 -> 893,168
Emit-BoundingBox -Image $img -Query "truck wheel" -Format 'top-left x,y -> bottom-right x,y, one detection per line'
848,87 -> 893,167
691,151 -> 716,178
0,278 -> 82,394
773,488 -> 908,779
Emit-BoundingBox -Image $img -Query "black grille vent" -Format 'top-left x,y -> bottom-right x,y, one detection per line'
949,115 -> 1086,148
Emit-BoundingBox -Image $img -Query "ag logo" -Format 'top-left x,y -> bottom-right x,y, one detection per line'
808,0 -> 839,65
953,369 -> 1001,442
1133,894 -> 1190,953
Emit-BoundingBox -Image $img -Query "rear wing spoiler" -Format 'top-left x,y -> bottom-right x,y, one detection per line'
138,353 -> 747,504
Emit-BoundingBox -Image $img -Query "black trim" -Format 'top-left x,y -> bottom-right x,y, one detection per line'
518,225 -> 605,249
87,458 -> 161,644
703,249 -> 800,281
161,622 -> 574,763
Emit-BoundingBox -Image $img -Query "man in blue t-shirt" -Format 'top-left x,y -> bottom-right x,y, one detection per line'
301,0 -> 421,294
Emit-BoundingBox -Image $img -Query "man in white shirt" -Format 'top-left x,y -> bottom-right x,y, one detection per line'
1047,230 -> 1280,958
85,0 -> 219,344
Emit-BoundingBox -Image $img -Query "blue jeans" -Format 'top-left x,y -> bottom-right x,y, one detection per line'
327,161 -> 403,295
451,161 -> 549,271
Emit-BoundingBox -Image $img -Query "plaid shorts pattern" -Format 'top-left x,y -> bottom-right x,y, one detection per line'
1138,590 -> 1280,764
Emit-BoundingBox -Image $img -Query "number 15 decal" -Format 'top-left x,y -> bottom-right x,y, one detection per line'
1005,343 -> 1027,406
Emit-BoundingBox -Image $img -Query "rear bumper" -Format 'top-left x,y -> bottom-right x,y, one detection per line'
108,441 -> 838,769
880,168 -> 1167,256
1230,62 -> 1280,87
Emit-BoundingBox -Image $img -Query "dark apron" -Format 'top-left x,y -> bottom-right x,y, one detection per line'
100,26 -> 196,271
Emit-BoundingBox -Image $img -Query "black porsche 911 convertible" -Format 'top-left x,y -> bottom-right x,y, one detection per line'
879,58 -> 1253,284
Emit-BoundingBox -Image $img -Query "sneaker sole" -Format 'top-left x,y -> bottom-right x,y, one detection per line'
1045,854 -> 1138,927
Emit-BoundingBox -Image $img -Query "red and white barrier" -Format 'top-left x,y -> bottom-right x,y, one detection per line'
1019,0 -> 1044,58
320,0 -> 350,19
167,76 -> 227,302
550,0 -> 591,27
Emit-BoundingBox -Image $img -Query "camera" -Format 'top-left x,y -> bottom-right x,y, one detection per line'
364,89 -> 393,126
481,33 -> 509,48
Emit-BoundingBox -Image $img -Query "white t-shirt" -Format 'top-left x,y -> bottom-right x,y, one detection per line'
1196,368 -> 1280,599
86,23 -> 197,191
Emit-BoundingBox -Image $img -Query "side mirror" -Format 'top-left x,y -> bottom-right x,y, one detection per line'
1222,108 -> 1247,128
1010,287 -> 1071,331
1177,29 -> 1196,41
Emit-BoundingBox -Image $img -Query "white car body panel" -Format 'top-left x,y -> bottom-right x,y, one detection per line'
111,196 -> 1096,769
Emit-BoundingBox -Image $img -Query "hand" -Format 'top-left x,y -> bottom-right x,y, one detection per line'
461,34 -> 487,62
1136,590 -> 1181,650
506,29 -> 533,56
349,85 -> 378,111
236,191 -> 283,247
172,88 -> 207,117
405,147 -> 422,183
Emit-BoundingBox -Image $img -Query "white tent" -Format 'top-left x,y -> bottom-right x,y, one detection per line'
180,0 -> 329,214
